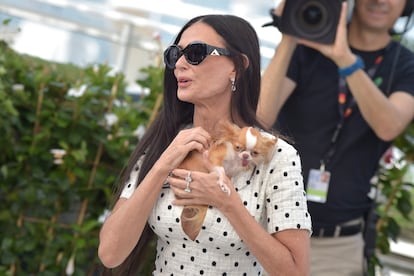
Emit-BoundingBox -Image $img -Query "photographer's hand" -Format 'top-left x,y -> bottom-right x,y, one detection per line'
272,0 -> 299,47
298,2 -> 356,68
274,0 -> 285,17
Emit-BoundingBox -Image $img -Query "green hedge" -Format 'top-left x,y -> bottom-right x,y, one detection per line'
0,40 -> 163,275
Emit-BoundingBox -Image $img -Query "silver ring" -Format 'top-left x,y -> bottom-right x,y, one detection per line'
184,171 -> 192,193
185,171 -> 192,183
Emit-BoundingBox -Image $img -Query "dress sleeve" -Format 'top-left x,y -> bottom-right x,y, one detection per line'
120,155 -> 145,199
265,138 -> 312,234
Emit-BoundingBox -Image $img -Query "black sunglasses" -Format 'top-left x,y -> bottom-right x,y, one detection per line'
163,42 -> 231,69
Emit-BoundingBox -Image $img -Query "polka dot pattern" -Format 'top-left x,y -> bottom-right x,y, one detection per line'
119,155 -> 145,199
121,138 -> 311,275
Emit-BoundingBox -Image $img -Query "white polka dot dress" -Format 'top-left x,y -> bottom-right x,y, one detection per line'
121,138 -> 312,275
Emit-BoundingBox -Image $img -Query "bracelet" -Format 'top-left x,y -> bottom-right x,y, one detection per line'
338,55 -> 365,78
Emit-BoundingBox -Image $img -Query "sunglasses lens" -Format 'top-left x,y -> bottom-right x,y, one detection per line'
163,43 -> 210,69
164,46 -> 181,69
185,43 -> 207,65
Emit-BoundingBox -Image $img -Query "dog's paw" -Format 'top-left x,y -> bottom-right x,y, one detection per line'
213,166 -> 231,196
219,182 -> 231,196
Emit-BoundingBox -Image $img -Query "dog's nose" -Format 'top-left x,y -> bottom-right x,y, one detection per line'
242,152 -> 251,159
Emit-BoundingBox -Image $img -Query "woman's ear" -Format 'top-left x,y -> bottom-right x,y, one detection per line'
241,53 -> 250,69
229,54 -> 249,81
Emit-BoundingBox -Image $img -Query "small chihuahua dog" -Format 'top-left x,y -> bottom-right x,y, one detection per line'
179,121 -> 277,240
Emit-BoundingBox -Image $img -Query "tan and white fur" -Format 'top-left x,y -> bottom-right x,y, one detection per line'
179,121 -> 277,240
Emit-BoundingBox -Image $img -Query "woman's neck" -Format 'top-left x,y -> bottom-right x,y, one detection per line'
193,113 -> 230,134
192,104 -> 245,134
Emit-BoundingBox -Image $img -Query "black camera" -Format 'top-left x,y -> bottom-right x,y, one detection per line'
263,0 -> 345,44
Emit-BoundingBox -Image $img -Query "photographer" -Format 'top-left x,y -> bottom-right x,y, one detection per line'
258,0 -> 414,275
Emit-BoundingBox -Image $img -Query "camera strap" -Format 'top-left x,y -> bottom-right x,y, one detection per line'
320,43 -> 393,168
262,9 -> 281,29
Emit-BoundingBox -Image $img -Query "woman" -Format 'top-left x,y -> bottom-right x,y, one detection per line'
98,14 -> 311,275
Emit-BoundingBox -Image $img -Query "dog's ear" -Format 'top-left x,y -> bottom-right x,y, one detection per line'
260,131 -> 277,144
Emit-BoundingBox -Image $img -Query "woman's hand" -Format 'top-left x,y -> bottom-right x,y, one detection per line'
156,127 -> 211,173
168,166 -> 238,212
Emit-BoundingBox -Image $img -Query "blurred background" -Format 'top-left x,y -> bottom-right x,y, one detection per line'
0,0 -> 286,90
2,0 -> 414,90
2,0 -> 412,86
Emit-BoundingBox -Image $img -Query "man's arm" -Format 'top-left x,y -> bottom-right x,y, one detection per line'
344,68 -> 414,141
258,36 -> 297,129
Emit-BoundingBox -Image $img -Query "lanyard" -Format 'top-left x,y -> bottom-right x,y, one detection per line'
320,52 -> 386,169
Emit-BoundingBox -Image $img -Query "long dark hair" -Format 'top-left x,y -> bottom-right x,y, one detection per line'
102,14 -> 265,275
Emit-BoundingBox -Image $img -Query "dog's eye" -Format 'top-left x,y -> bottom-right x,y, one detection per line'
251,151 -> 259,156
235,145 -> 242,151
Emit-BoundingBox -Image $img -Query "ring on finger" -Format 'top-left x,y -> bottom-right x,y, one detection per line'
185,171 -> 192,183
184,171 -> 192,193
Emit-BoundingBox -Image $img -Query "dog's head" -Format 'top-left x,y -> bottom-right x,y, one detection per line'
213,121 -> 277,170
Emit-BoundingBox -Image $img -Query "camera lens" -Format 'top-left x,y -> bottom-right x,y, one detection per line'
280,0 -> 342,44
302,5 -> 323,26
299,1 -> 327,30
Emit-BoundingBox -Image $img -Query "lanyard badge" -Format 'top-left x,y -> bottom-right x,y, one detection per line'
307,162 -> 331,203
